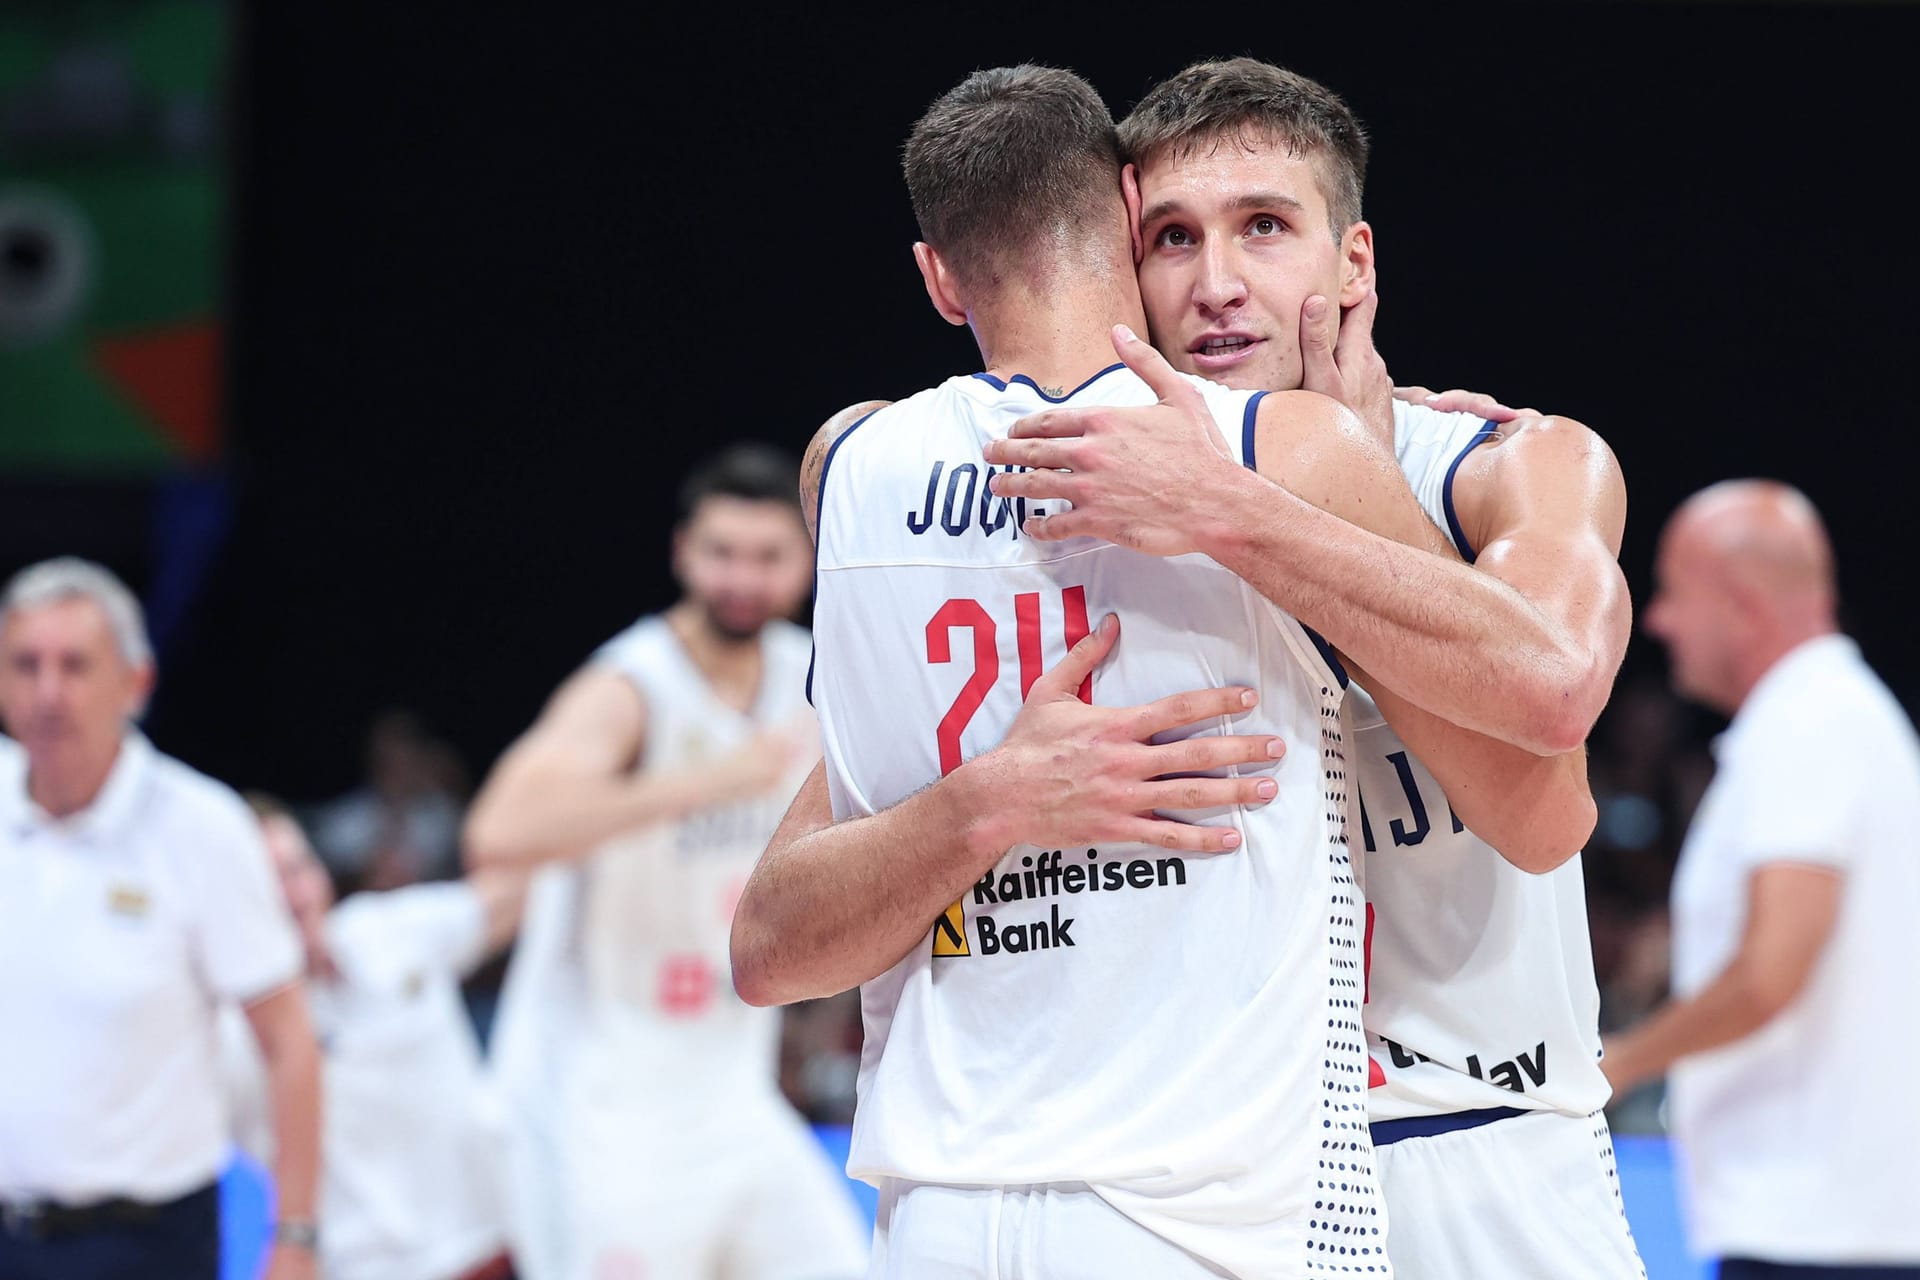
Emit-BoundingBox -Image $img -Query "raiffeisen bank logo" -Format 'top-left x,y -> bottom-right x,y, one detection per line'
932,847 -> 1191,958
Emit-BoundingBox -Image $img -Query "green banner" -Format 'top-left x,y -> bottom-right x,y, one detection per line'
0,0 -> 226,474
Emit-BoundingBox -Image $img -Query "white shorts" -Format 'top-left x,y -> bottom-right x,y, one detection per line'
563,1088 -> 869,1280
865,1181 -> 1233,1280
1374,1107 -> 1645,1280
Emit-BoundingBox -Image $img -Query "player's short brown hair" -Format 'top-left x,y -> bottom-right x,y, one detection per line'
678,443 -> 803,522
1118,57 -> 1369,238
903,65 -> 1120,290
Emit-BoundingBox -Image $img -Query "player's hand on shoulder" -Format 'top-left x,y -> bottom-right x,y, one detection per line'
966,615 -> 1285,855
1452,409 -> 1624,556
984,324 -> 1242,557
1299,289 -> 1394,447
1392,382 -> 1540,424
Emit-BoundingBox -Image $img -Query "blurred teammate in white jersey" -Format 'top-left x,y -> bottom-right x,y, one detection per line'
987,59 -> 1642,1278
466,447 -> 867,1280
224,798 -> 524,1280
733,65 -> 1599,1280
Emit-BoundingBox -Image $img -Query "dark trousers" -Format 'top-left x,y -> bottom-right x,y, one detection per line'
1721,1260 -> 1920,1279
0,1183 -> 218,1280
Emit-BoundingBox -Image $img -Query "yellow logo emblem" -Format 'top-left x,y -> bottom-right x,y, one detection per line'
931,899 -> 968,957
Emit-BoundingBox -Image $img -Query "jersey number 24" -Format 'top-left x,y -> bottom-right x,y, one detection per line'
927,585 -> 1093,775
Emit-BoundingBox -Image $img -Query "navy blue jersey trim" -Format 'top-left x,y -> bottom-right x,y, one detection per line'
806,406 -> 884,706
1240,390 -> 1268,471
1442,421 -> 1499,564
1302,626 -> 1349,690
1238,390 -> 1347,690
973,363 -> 1127,402
1371,1105 -> 1528,1147
1305,621 -> 1351,687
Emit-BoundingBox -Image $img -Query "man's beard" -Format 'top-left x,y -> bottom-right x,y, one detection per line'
703,600 -> 765,644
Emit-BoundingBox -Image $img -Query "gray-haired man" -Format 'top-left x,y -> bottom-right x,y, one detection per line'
0,558 -> 323,1280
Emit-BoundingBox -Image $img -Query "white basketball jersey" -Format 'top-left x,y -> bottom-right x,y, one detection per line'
812,365 -> 1387,1278
577,615 -> 817,1095
1355,400 -> 1608,1121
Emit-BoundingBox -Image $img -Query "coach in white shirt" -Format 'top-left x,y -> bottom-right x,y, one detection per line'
0,558 -> 322,1280
1605,483 -> 1920,1279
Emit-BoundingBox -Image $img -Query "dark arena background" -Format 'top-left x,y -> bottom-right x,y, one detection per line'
1,4 -> 1914,1279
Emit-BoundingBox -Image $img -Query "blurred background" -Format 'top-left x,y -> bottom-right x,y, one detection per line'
2,2 -> 1914,1277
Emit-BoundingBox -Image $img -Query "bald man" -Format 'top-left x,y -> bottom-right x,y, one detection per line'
1607,480 -> 1920,1279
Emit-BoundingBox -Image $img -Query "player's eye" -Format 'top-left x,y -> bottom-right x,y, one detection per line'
1153,225 -> 1194,249
1249,215 -> 1285,237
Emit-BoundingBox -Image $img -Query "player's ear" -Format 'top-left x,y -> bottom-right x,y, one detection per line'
1121,164 -> 1145,265
913,242 -> 969,327
1338,220 -> 1375,308
125,659 -> 156,721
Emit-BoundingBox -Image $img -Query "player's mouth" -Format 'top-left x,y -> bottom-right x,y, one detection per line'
1188,332 -> 1263,372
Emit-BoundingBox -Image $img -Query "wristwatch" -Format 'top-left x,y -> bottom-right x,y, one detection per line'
272,1218 -> 320,1251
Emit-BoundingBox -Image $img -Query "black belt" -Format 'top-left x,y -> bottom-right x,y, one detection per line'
0,1182 -> 214,1242
1369,1104 -> 1530,1147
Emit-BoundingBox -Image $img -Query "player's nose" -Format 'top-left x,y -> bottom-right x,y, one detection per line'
1193,242 -> 1248,314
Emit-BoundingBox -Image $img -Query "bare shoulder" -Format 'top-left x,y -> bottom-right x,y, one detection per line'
1252,387 -> 1356,433
1466,414 -> 1618,478
1251,389 -> 1381,490
524,664 -> 649,770
1454,415 -> 1627,551
802,400 -> 892,541
1246,389 -> 1456,554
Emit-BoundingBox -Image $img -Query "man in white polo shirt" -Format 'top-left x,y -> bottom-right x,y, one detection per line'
0,557 -> 322,1280
1605,482 -> 1920,1278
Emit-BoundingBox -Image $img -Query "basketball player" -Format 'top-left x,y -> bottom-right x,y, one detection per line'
985,58 -> 1643,1278
224,797 -> 523,1280
465,446 -> 867,1280
732,64 -> 1604,1279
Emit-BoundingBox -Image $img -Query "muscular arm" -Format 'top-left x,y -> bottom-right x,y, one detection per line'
1603,864 -> 1841,1094
733,759 -> 1009,1006
464,668 -> 777,868
1207,407 -> 1628,757
1250,393 -> 1597,868
991,329 -> 1629,757
465,670 -> 659,866
733,666 -> 1282,1004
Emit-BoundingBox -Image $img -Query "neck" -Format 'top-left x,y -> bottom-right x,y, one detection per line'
29,734 -> 125,820
1728,618 -> 1839,713
974,256 -> 1149,395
